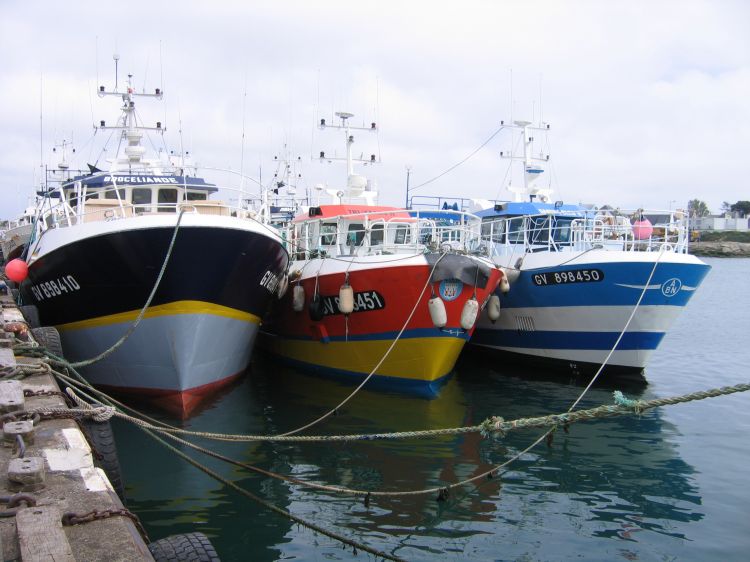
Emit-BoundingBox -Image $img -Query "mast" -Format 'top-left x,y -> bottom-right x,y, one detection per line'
95,69 -> 165,172
501,120 -> 552,203
317,111 -> 379,205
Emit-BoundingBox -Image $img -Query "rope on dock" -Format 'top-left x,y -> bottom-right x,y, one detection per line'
17,358 -> 405,561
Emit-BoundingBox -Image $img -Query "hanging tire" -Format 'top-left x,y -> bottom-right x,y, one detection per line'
19,304 -> 40,328
80,418 -> 127,503
148,532 -> 221,562
31,326 -> 64,359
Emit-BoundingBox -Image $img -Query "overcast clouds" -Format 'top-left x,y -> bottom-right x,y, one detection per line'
1,0 -> 748,218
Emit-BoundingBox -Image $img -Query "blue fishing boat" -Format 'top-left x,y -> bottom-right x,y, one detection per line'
411,120 -> 710,374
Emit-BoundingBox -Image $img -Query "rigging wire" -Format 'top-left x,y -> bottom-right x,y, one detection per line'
409,124 -> 506,192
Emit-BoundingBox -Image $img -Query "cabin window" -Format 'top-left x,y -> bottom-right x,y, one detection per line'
370,223 -> 384,245
482,220 -> 504,243
529,217 -> 550,244
394,224 -> 411,244
186,191 -> 207,201
346,223 -> 365,246
507,218 -> 526,244
102,187 -> 126,200
65,190 -> 78,208
158,188 -> 178,212
552,218 -> 572,244
320,223 -> 337,246
84,190 -> 99,200
132,188 -> 152,213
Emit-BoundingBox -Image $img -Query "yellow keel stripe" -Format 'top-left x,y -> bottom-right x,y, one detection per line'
265,336 -> 466,382
57,300 -> 260,332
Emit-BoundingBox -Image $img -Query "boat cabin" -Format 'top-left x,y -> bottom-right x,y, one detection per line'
59,173 -> 221,223
289,205 -> 481,260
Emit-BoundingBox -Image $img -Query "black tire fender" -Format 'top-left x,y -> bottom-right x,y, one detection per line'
80,418 -> 127,503
148,532 -> 221,562
30,326 -> 64,359
19,304 -> 40,328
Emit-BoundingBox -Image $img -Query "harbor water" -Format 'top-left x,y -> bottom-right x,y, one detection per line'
115,257 -> 750,561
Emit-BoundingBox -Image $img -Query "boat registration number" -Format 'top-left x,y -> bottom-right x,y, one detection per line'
29,275 -> 81,301
321,290 -> 385,316
532,268 -> 604,286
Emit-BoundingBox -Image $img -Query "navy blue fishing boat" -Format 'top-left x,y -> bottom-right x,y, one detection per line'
17,73 -> 288,416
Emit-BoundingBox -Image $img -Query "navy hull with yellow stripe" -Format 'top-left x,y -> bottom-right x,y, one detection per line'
20,215 -> 288,417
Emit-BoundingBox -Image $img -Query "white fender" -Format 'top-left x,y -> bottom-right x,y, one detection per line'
428,296 -> 447,328
338,282 -> 354,315
460,296 -> 479,330
502,266 -> 520,284
486,294 -> 501,322
292,284 -> 305,312
500,276 -> 510,294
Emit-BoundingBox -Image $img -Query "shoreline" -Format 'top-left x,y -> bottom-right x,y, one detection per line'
689,241 -> 750,257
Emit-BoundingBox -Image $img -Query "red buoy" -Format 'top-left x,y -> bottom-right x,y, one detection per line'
4,259 -> 29,283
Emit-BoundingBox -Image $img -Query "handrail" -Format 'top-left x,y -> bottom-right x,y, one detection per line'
478,209 -> 690,254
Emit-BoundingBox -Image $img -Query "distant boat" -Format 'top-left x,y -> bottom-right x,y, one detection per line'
260,112 -> 503,393
411,119 -> 710,375
1,205 -> 37,263
16,72 -> 289,416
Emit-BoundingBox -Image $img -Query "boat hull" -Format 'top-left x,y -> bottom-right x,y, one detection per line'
471,250 -> 711,373
261,253 -> 501,394
19,215 -> 288,416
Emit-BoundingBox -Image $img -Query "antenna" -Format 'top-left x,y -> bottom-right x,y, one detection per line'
539,73 -> 544,127
39,74 -> 43,191
113,52 -> 120,91
239,71 -> 248,193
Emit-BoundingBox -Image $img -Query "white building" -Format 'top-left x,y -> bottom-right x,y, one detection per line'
693,214 -> 749,231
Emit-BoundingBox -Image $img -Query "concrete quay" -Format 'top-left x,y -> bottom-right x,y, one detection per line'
0,291 -> 153,561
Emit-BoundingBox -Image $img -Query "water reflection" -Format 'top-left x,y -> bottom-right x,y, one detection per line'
116,346 -> 705,561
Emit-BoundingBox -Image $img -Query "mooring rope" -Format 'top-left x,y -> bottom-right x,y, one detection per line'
43,376 -> 749,443
568,244 -> 666,412
21,346 -> 750,513
24,359 -> 403,561
275,250 -> 449,437
69,209 -> 186,368
141,428 -> 405,562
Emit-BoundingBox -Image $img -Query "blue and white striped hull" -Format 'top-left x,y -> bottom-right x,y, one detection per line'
471,249 -> 711,373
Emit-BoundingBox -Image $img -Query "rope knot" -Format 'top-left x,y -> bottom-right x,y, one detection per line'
65,387 -> 115,421
479,416 -> 505,438
613,390 -> 643,414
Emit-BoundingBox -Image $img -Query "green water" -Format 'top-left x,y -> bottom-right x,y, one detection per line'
115,258 -> 750,561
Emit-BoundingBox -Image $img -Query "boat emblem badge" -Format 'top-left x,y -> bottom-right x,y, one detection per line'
661,278 -> 682,297
439,279 -> 463,302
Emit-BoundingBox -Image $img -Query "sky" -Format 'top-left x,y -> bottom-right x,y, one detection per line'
1,0 -> 748,219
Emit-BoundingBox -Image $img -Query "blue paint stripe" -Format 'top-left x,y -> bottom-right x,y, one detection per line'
471,328 -> 666,351
278,326 -> 472,343
270,354 -> 452,397
501,261 -> 710,308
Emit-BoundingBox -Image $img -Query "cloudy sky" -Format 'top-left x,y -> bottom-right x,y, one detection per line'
1,0 -> 748,219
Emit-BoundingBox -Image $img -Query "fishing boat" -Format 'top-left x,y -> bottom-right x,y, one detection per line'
411,120 -> 710,375
260,112 -> 503,393
12,73 -> 289,416
1,205 -> 37,263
